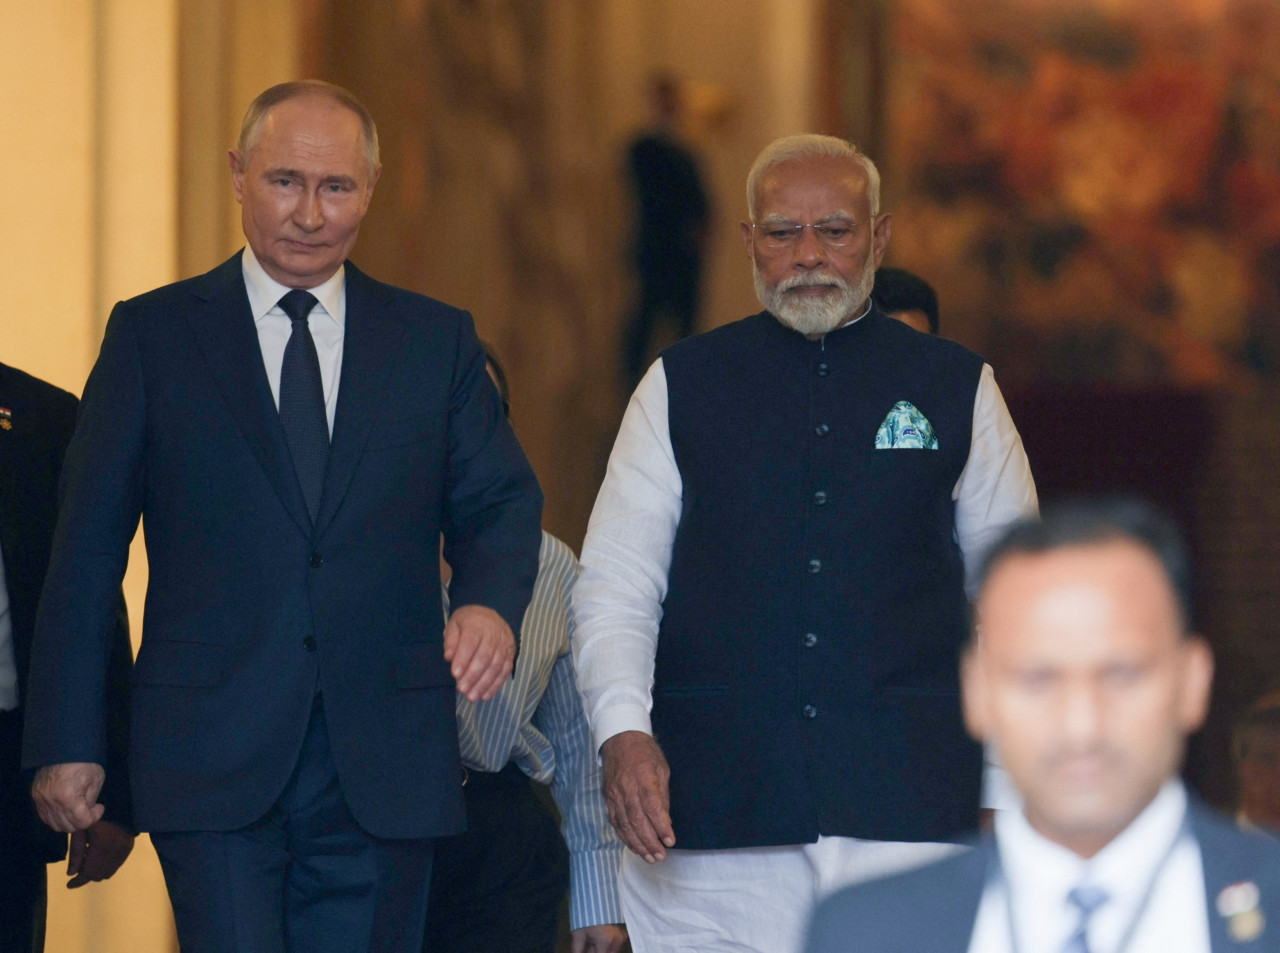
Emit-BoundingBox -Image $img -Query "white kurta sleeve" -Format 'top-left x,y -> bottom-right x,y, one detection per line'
570,360 -> 683,754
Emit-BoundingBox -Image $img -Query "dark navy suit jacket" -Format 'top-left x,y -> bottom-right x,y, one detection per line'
20,253 -> 542,840
804,803 -> 1280,953
0,363 -> 133,860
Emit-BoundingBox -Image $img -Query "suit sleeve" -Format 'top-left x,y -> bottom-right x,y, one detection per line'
438,314 -> 543,637
98,599 -> 134,830
22,304 -> 147,772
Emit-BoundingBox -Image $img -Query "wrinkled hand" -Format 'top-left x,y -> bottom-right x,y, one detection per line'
444,604 -> 515,702
31,763 -> 105,833
66,819 -> 135,888
602,730 -> 675,863
571,923 -> 628,953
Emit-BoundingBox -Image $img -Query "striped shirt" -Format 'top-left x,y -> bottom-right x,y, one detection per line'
448,531 -> 623,930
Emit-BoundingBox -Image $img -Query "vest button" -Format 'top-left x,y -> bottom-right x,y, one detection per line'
814,423 -> 830,436
803,632 -> 818,648
309,552 -> 324,568
816,362 -> 830,377
813,490 -> 827,505
302,636 -> 317,651
803,704 -> 818,719
807,559 -> 822,574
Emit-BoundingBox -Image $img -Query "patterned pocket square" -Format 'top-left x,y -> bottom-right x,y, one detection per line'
874,401 -> 939,449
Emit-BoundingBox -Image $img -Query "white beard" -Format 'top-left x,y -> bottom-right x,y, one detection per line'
754,252 -> 877,336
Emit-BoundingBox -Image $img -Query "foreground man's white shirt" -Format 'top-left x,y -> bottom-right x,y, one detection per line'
971,781 -> 1210,953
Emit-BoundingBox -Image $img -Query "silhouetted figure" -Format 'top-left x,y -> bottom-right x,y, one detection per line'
873,266 -> 939,335
624,74 -> 711,389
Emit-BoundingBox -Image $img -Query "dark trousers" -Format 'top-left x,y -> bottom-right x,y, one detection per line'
424,763 -> 570,953
2,708 -> 51,953
152,696 -> 435,953
0,850 -> 46,953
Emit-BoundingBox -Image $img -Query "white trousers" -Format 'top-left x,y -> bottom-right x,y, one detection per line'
620,836 -> 966,953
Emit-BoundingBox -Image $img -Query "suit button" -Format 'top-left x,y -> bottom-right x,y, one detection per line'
814,423 -> 830,436
302,636 -> 317,651
816,362 -> 830,377
309,552 -> 324,568
807,559 -> 822,574
803,704 -> 818,719
813,490 -> 827,505
803,632 -> 818,648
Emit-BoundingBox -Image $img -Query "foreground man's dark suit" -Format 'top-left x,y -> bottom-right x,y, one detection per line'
21,253 -> 543,949
0,362 -> 133,953
804,805 -> 1280,953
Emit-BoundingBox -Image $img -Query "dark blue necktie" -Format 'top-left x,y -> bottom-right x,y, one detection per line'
277,290 -> 329,522
1062,884 -> 1109,953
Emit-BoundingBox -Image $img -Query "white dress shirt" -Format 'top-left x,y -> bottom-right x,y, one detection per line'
0,548 -> 16,711
570,325 -> 1038,758
970,781 -> 1210,953
241,246 -> 347,435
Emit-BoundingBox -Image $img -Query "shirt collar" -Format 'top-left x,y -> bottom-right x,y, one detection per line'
810,296 -> 873,343
996,780 -> 1189,912
242,245 -> 346,329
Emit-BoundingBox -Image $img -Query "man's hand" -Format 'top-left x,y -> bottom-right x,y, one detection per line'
31,763 -> 105,833
443,604 -> 515,702
66,819 -> 135,888
571,924 -> 628,953
601,730 -> 675,863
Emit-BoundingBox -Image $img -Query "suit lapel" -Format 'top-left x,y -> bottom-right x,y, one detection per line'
1193,804 -> 1273,951
314,262 -> 408,537
184,253 -> 313,538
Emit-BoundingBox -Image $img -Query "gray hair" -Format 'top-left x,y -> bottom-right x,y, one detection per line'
746,134 -> 881,220
236,80 -> 380,176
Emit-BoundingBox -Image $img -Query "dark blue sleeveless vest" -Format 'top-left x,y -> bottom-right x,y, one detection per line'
655,308 -> 985,848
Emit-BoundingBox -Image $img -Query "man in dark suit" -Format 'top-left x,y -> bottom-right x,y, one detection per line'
806,500 -> 1280,953
0,361 -> 134,953
21,81 -> 542,953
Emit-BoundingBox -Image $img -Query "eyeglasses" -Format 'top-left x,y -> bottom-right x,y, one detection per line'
750,216 -> 874,250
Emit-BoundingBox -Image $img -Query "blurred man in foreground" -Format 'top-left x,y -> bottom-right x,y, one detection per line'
807,499 -> 1280,953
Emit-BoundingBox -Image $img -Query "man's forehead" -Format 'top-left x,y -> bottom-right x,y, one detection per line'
249,98 -> 369,173
754,156 -> 870,209
257,97 -> 364,146
976,540 -> 1183,646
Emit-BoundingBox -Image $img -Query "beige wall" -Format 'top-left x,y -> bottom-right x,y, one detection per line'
5,2 -> 178,951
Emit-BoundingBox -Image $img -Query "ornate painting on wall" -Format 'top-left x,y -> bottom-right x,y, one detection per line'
870,0 -> 1280,388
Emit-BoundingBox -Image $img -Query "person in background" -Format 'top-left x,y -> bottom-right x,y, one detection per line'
623,72 -> 711,391
573,133 -> 1036,953
872,266 -> 939,335
0,360 -> 134,953
1234,693 -> 1280,833
426,346 -> 626,953
806,498 -> 1280,953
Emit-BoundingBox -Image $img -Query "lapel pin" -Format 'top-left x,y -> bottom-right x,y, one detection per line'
1217,881 -> 1265,943
0,407 -> 11,431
